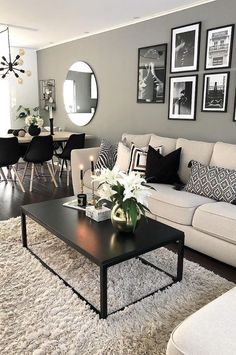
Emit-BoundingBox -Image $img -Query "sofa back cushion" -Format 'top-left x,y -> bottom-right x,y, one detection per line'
210,142 -> 236,170
121,133 -> 151,148
176,138 -> 214,184
149,134 -> 176,155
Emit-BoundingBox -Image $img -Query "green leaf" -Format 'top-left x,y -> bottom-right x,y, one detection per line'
129,201 -> 138,231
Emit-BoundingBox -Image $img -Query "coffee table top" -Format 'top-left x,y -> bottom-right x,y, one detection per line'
21,197 -> 184,267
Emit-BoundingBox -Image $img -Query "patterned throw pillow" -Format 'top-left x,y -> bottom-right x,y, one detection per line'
128,144 -> 148,174
185,160 -> 236,204
95,139 -> 117,170
128,143 -> 163,174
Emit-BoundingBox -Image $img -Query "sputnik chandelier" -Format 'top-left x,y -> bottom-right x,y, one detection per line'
0,26 -> 31,84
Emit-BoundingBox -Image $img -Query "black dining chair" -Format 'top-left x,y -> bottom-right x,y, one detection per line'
55,133 -> 85,186
22,135 -> 58,192
7,129 -> 28,157
0,137 -> 25,192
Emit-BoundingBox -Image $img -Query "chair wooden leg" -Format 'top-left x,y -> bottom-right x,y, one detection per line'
51,157 -> 56,176
0,167 -> 7,181
22,163 -> 28,182
8,166 -> 13,181
53,159 -> 59,176
66,161 -> 70,186
60,160 -> 65,178
35,165 -> 40,178
30,163 -> 35,192
47,162 -> 58,188
14,163 -> 19,182
12,165 -> 25,193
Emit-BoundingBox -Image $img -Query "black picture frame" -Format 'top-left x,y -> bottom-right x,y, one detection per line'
233,89 -> 236,122
168,75 -> 198,121
202,72 -> 230,113
170,22 -> 201,74
205,24 -> 235,70
137,43 -> 167,103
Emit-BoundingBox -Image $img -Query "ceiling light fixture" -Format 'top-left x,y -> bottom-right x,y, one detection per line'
0,26 -> 31,84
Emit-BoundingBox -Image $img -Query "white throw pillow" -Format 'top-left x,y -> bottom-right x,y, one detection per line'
113,142 -> 131,172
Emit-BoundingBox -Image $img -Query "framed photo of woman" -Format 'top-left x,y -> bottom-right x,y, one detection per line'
170,22 -> 201,73
137,43 -> 167,103
168,75 -> 198,120
205,24 -> 234,70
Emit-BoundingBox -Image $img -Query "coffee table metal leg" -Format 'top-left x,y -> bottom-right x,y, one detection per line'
177,237 -> 184,281
21,211 -> 27,248
100,266 -> 108,319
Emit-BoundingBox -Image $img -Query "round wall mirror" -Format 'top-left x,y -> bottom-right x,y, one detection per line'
63,61 -> 98,126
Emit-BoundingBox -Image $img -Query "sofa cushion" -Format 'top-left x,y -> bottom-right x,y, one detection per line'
128,143 -> 148,174
147,184 -> 215,225
149,134 -> 176,155
210,141 -> 236,170
121,133 -> 151,148
193,202 -> 236,245
146,147 -> 182,184
113,141 -> 131,172
95,139 -> 117,170
176,138 -> 214,184
185,160 -> 236,204
166,287 -> 236,355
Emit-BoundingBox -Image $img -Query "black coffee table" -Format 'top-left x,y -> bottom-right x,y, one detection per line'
21,197 -> 184,319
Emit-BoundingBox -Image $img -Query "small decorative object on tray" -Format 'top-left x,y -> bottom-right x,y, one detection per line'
63,199 -> 87,211
92,168 -> 154,233
85,205 -> 111,222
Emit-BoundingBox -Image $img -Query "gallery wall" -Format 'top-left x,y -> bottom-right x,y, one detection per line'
37,0 -> 236,145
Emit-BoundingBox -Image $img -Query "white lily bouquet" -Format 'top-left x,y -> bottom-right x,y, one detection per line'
25,115 -> 44,127
92,168 -> 153,232
17,105 -> 44,127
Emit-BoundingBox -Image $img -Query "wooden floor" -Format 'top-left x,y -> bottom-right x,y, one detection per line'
0,167 -> 236,283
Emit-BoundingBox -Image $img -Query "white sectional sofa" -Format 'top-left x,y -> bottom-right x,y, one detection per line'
166,286 -> 236,355
71,133 -> 236,268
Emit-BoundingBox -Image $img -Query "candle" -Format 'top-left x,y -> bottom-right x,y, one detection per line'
90,156 -> 94,174
80,164 -> 84,180
49,105 -> 53,119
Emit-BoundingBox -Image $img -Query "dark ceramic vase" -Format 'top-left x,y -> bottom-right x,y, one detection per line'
28,124 -> 41,136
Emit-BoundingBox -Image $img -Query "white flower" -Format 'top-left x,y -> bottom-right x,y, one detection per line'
36,117 -> 44,127
93,168 -> 152,210
92,167 -> 121,186
132,187 -> 152,206
25,115 -> 33,126
97,184 -> 116,202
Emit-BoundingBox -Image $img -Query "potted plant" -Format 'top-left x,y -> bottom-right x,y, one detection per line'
93,168 -> 153,233
16,105 -> 44,136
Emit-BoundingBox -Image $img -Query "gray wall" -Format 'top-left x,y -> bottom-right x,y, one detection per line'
37,0 -> 236,146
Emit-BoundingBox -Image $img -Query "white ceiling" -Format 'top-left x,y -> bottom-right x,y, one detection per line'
0,0 -> 215,50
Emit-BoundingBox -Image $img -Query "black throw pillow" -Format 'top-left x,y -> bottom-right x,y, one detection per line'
145,146 -> 182,184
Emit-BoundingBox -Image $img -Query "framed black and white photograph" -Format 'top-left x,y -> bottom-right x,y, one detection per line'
137,43 -> 167,103
168,75 -> 198,120
205,24 -> 234,70
170,22 -> 201,73
202,72 -> 230,112
233,89 -> 236,122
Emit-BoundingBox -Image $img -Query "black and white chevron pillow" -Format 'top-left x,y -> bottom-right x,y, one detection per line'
95,139 -> 117,170
185,160 -> 236,204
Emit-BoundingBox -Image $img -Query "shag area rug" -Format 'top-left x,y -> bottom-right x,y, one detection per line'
0,217 -> 234,355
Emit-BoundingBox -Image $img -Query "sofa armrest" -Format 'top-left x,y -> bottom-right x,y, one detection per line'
71,147 -> 100,195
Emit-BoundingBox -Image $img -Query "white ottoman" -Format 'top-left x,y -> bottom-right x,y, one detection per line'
166,287 -> 236,355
